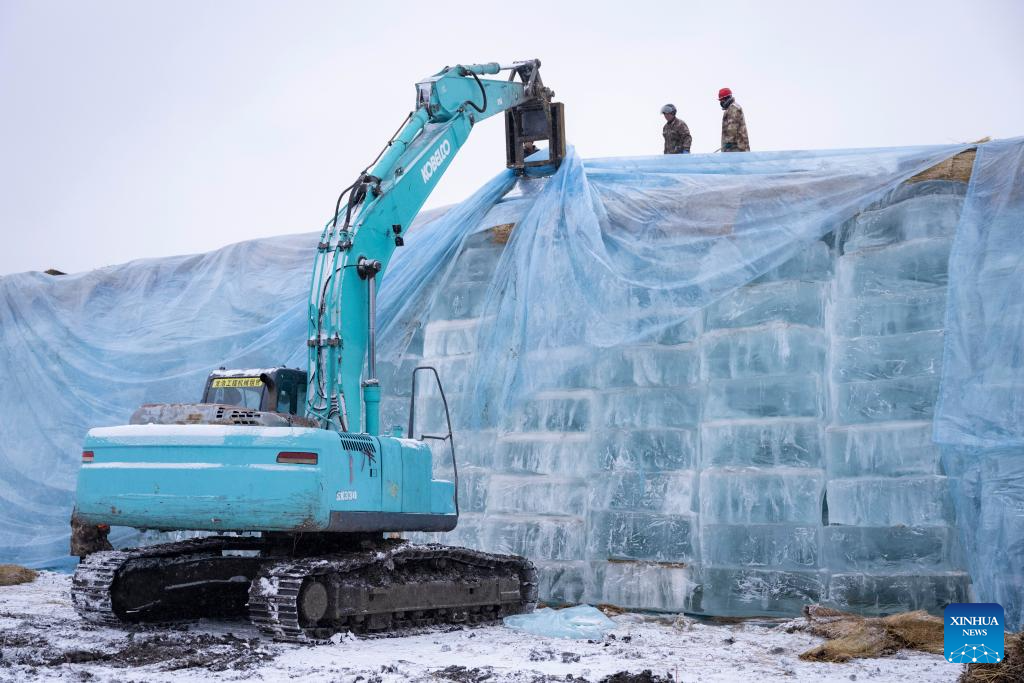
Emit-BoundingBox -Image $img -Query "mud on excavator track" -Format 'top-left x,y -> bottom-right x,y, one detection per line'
72,537 -> 537,642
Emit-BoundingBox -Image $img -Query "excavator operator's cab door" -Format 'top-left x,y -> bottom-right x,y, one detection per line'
269,370 -> 307,416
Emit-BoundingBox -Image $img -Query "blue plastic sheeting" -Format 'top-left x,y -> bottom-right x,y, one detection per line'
936,138 -> 1024,448
1,141 -> 1021,628
935,138 -> 1024,631
449,146 -> 980,423
377,171 -> 517,366
0,235 -> 311,567
503,604 -> 615,640
942,449 -> 1024,632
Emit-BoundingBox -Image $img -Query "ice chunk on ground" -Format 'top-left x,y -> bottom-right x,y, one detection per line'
503,605 -> 615,640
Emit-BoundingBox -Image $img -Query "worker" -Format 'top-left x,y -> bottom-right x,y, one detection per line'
718,88 -> 749,152
661,104 -> 691,154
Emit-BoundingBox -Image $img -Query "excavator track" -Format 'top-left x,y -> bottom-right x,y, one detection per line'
72,538 -> 537,641
249,542 -> 538,642
72,536 -> 267,626
72,549 -> 130,626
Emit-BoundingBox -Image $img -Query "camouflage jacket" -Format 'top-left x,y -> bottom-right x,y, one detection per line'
721,102 -> 749,152
663,117 -> 692,154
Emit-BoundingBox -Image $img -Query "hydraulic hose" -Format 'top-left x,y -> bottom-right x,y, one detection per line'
329,111 -> 413,231
465,70 -> 487,113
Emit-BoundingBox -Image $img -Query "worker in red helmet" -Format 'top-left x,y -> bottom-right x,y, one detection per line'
718,88 -> 750,152
660,103 -> 692,154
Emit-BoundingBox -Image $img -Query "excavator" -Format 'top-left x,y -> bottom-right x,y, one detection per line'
69,60 -> 566,642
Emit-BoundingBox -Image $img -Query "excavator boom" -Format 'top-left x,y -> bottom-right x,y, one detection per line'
307,59 -> 564,434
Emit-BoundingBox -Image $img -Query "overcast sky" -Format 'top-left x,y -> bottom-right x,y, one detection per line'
1,0 -> 1022,275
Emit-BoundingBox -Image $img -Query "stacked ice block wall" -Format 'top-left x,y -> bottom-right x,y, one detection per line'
825,181 -> 969,614
380,179 -> 971,617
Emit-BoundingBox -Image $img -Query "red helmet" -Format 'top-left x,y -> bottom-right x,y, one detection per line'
718,87 -> 732,100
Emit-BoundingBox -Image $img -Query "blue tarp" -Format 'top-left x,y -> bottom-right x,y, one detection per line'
1,140 -> 1021,625
935,138 -> 1024,629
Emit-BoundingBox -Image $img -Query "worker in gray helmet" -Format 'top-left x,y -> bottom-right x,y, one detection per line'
661,104 -> 692,154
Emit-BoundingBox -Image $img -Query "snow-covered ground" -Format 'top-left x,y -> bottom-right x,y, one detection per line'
0,572 -> 961,682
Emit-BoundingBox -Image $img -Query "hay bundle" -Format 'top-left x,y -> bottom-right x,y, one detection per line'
0,564 -> 38,586
907,139 -> 989,184
787,604 -> 943,662
959,632 -> 1024,683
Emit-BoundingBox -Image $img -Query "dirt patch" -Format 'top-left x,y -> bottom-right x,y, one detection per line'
960,632 -> 1024,683
431,664 -> 497,681
108,632 -> 273,671
600,671 -> 674,683
597,604 -> 627,617
0,565 -> 38,586
0,630 -> 273,672
786,604 -> 943,663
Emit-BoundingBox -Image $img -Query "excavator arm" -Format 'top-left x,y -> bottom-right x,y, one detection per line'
307,60 -> 564,433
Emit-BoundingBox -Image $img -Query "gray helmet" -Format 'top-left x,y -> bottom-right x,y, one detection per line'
660,103 -> 677,114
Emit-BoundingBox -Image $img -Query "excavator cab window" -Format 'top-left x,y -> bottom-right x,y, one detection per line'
205,377 -> 265,409
208,384 -> 262,409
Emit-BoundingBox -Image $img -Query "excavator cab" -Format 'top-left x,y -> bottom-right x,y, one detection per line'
201,368 -> 307,415
125,367 -> 314,428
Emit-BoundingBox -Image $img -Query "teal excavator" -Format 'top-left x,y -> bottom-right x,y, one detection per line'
69,60 -> 565,641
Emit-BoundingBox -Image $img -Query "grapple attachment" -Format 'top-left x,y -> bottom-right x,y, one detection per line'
503,60 -> 566,172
